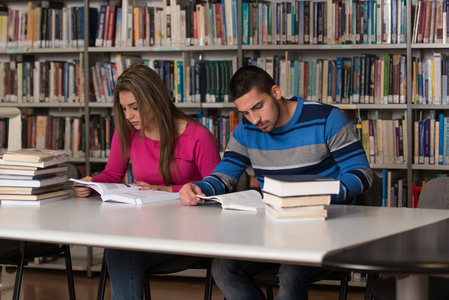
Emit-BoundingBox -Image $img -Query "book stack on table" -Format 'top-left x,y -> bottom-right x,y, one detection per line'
262,175 -> 340,221
0,149 -> 70,206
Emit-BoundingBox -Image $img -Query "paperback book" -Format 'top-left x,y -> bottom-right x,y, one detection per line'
1,193 -> 70,206
70,179 -> 180,205
2,149 -> 69,163
0,189 -> 69,201
0,184 -> 65,195
0,175 -> 68,188
0,165 -> 68,176
197,190 -> 265,213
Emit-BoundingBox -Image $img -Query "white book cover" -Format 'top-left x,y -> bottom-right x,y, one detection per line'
198,190 -> 265,213
434,53 -> 442,104
70,179 -> 180,205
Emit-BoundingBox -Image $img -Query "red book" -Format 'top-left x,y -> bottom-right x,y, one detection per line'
334,1 -> 340,44
417,1 -> 426,43
215,3 -> 223,45
423,1 -> 432,43
103,6 -> 110,47
106,8 -> 116,47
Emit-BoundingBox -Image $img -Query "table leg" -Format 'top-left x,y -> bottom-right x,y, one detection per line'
396,274 -> 428,300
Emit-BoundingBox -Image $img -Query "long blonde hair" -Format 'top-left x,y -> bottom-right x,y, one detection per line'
113,64 -> 195,185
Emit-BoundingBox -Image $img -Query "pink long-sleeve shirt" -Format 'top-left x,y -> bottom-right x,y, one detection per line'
93,122 -> 221,192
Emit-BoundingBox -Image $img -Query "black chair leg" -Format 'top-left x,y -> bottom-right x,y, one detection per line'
62,245 -> 76,300
364,273 -> 378,300
339,271 -> 349,300
144,272 -> 151,300
13,241 -> 27,300
204,262 -> 213,300
97,254 -> 108,300
265,285 -> 274,300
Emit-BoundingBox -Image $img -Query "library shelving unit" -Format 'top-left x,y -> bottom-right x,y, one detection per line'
0,0 -> 448,279
0,0 -> 441,204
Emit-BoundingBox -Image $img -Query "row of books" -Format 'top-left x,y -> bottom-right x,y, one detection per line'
1,0 -> 238,50
0,149 -> 70,206
243,0 -> 406,46
92,58 -> 235,104
12,53 -> 449,106
7,0 -> 449,49
412,0 -> 449,44
381,169 -> 407,207
96,0 -> 238,48
20,115 -> 115,160
412,53 -> 449,105
0,0 -> 415,51
413,112 -> 449,166
357,116 -> 408,165
4,4 -> 95,50
247,53 -> 406,105
0,55 -> 84,104
198,109 -> 239,153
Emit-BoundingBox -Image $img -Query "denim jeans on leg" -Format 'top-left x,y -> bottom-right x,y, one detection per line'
105,248 -> 179,300
211,258 -> 325,300
276,264 -> 325,300
212,258 -> 278,300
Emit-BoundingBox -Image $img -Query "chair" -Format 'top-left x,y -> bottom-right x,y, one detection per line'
252,172 -> 383,300
367,176 -> 449,300
417,177 -> 449,209
0,241 -> 76,300
97,171 -> 251,300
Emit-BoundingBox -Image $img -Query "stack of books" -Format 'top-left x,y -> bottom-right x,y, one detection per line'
0,149 -> 70,205
262,175 -> 340,221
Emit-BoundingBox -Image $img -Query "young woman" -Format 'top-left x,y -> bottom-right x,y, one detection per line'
73,64 -> 221,299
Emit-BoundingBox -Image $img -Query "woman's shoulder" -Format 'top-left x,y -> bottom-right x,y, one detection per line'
181,121 -> 215,140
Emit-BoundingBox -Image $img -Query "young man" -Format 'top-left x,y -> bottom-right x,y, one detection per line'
179,65 -> 373,299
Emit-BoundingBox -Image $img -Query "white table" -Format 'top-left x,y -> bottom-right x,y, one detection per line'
0,197 -> 447,267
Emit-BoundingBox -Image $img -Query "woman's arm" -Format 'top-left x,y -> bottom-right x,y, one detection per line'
92,131 -> 129,183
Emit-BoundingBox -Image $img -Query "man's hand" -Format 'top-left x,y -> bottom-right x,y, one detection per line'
179,183 -> 206,206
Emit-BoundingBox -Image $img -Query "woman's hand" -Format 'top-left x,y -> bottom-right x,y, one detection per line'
72,176 -> 93,198
133,181 -> 173,193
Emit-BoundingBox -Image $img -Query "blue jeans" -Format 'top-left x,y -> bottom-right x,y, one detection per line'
105,248 -> 179,300
211,259 -> 325,300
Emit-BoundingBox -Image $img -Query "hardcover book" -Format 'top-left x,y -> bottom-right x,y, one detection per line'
262,193 -> 331,208
262,175 -> 340,197
265,204 -> 327,220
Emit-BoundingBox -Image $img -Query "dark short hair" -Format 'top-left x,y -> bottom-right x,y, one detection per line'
229,65 -> 276,101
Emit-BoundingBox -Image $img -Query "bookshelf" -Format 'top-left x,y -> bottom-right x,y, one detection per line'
0,0 -> 447,208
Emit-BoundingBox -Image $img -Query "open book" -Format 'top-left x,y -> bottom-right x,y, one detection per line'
70,179 -> 180,205
197,190 -> 265,213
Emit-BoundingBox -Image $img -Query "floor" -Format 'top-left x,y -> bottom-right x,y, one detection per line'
8,268 -> 367,299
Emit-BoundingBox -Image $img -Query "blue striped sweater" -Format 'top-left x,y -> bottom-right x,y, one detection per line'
195,97 -> 373,204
